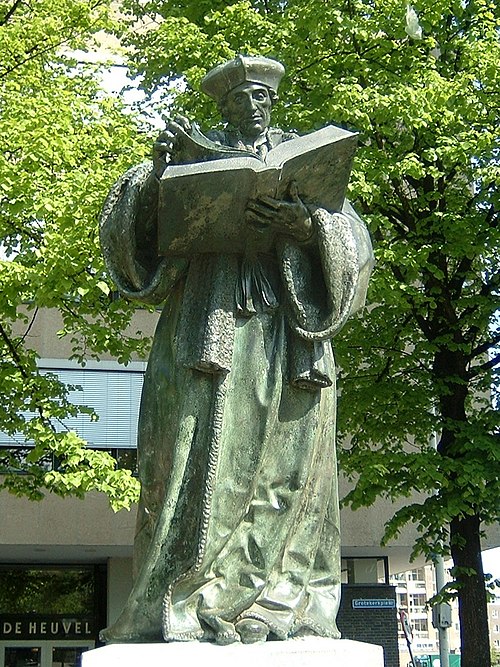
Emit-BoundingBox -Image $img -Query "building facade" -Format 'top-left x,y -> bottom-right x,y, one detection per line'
392,563 -> 500,667
1,308 -> 498,667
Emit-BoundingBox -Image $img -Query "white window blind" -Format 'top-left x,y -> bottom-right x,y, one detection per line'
1,368 -> 144,449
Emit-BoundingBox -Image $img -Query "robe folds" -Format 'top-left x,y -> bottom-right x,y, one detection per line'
99,128 -> 374,644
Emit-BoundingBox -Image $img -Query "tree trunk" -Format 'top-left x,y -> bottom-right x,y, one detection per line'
434,347 -> 491,667
450,513 -> 491,667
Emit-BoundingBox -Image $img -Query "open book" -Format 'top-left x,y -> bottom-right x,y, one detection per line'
158,124 -> 358,256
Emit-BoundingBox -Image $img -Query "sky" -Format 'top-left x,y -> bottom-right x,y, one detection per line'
100,61 -> 165,128
482,546 -> 500,587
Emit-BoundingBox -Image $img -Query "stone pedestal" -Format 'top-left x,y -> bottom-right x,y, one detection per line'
82,637 -> 384,667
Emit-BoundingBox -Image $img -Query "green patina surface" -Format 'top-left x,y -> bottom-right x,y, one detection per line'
99,56 -> 373,645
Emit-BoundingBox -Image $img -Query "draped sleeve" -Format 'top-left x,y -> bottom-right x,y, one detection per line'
100,160 -> 188,304
279,199 -> 374,341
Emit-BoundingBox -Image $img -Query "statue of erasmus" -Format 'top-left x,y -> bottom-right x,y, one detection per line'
99,55 -> 374,645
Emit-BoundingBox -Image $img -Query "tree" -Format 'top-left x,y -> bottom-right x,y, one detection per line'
113,0 -> 499,664
0,0 -> 149,509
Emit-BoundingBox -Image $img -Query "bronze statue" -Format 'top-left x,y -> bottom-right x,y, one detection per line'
100,55 -> 374,645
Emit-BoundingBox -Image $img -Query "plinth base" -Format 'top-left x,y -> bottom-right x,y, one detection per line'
82,637 -> 384,667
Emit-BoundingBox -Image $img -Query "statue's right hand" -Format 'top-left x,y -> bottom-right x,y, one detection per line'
153,131 -> 176,179
152,117 -> 193,178
169,116 -> 192,134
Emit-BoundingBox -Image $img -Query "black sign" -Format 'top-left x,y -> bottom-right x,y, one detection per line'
0,616 -> 94,640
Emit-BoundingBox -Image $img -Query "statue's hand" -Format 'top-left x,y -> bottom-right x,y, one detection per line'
152,116 -> 193,178
246,181 -> 313,242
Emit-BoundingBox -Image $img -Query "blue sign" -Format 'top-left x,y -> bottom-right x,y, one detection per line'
352,598 -> 396,609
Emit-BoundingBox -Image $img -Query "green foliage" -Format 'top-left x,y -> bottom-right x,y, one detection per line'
0,0 -> 148,508
115,0 -> 499,540
1,0 -> 498,649
0,566 -> 94,614
114,1 -> 498,659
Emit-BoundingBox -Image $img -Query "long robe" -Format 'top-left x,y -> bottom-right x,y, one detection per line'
99,127 -> 374,643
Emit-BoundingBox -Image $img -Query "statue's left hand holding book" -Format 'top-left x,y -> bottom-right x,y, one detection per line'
157,120 -> 358,256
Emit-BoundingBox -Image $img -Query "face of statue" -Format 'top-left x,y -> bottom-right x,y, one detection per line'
223,82 -> 272,140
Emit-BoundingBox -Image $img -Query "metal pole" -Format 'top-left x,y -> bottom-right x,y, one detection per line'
400,610 -> 417,667
434,554 -> 450,667
406,634 -> 417,667
430,413 -> 451,667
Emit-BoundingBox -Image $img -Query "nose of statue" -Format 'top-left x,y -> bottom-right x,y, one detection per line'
247,96 -> 258,112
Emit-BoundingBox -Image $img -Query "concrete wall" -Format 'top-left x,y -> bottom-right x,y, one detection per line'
0,492 -> 134,563
107,558 -> 134,627
0,486 -> 429,569
12,307 -> 159,361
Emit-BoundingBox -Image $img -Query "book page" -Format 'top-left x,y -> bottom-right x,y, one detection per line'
158,124 -> 358,255
158,160 -> 279,255
266,126 -> 358,211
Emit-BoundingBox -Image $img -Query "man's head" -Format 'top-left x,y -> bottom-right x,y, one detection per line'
201,55 -> 284,139
220,82 -> 274,138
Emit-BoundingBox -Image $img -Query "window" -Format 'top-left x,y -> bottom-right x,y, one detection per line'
492,608 -> 499,619
0,565 -> 106,644
0,367 -> 144,449
0,567 -> 95,615
409,593 -> 427,610
53,646 -> 89,667
341,557 -> 389,584
398,593 -> 408,608
413,618 -> 428,635
5,647 -> 41,667
45,367 -> 144,449
0,446 -> 138,475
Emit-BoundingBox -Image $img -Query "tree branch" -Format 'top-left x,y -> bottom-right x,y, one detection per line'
17,307 -> 39,348
459,272 -> 500,325
1,0 -> 23,26
0,3 -> 107,79
449,255 -> 474,297
0,36 -> 68,79
1,217 -> 44,245
295,52 -> 335,75
389,263 -> 435,340
469,333 -> 500,361
0,322 -> 30,379
468,352 -> 500,379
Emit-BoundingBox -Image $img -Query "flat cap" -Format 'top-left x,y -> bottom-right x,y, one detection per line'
201,55 -> 285,102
